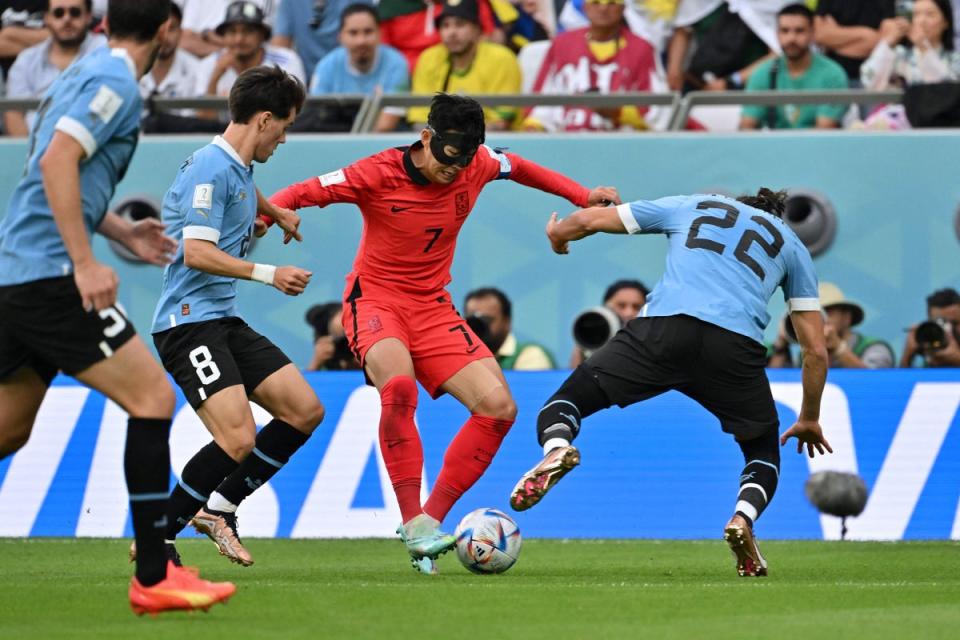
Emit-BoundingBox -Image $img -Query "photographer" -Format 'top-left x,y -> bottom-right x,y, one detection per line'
463,287 -> 554,370
770,283 -> 894,368
901,287 -> 960,367
305,302 -> 361,371
569,279 -> 648,368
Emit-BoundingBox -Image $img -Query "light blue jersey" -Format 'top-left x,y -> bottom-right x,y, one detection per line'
151,137 -> 257,334
616,194 -> 820,343
0,47 -> 142,285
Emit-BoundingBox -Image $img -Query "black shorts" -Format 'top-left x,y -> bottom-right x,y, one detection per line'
0,276 -> 137,385
584,314 -> 778,440
153,317 -> 291,410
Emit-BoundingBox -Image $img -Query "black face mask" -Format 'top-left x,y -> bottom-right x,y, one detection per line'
427,127 -> 483,167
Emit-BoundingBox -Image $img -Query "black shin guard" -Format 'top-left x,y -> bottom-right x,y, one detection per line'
536,366 -> 611,447
166,441 -> 237,539
215,420 -> 309,506
735,428 -> 781,527
124,417 -> 172,586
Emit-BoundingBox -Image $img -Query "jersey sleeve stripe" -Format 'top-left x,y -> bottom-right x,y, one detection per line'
183,225 -> 221,243
54,115 -> 97,157
616,203 -> 641,234
788,297 -> 821,312
483,145 -> 512,179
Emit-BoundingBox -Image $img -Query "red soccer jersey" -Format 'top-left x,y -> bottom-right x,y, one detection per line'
269,143 -> 591,298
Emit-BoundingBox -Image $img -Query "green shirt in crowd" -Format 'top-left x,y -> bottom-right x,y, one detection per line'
742,53 -> 849,129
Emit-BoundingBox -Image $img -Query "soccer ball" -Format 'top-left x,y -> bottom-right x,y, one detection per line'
454,508 -> 522,574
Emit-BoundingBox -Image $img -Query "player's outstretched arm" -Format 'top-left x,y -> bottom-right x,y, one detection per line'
780,310 -> 833,458
40,131 -> 118,311
545,207 -> 628,254
98,212 -> 177,266
183,239 -> 312,296
505,152 -> 621,207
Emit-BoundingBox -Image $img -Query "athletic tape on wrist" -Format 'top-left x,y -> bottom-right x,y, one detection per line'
251,263 -> 277,286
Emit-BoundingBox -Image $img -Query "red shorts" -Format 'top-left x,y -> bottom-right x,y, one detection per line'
341,276 -> 493,398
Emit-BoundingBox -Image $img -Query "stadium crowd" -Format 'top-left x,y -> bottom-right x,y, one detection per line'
3,0 -> 960,133
0,0 -> 956,368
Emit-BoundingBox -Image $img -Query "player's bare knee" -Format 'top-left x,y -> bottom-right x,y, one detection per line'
292,399 -> 325,434
478,390 -> 517,422
222,432 -> 256,461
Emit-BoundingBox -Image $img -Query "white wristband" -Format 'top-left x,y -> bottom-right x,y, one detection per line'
251,263 -> 276,286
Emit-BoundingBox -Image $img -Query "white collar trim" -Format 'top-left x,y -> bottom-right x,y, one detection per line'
110,47 -> 137,79
212,135 -> 249,168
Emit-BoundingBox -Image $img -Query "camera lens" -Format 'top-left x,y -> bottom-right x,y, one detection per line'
915,320 -> 947,351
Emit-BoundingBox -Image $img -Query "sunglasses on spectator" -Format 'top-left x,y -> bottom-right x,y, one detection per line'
51,7 -> 84,19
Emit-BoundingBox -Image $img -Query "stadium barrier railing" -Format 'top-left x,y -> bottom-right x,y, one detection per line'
0,89 -> 906,134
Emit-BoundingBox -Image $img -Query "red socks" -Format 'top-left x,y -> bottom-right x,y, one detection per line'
378,376 -> 423,523
423,414 -> 514,522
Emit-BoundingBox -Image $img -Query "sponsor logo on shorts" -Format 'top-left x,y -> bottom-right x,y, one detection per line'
368,315 -> 383,333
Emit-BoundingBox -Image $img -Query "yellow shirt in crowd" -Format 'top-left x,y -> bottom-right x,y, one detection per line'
409,40 -> 522,126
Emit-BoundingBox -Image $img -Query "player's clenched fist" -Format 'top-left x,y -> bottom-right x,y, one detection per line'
272,266 -> 312,295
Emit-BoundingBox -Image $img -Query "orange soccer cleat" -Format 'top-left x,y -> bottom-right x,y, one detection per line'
128,561 -> 236,616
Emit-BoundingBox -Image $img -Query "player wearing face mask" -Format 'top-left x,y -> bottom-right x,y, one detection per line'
266,93 -> 619,575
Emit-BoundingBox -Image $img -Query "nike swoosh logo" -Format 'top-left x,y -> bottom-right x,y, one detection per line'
466,346 -> 480,354
387,441 -> 401,448
391,205 -> 412,213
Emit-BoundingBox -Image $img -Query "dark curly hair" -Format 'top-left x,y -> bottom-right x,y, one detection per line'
737,188 -> 788,217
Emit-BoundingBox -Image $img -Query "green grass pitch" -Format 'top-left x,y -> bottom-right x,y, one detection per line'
1,538 -> 958,639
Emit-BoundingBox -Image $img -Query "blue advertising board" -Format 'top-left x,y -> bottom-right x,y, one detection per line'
1,370 -> 958,540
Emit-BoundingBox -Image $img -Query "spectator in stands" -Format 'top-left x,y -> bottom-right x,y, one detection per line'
139,2 -> 198,115
502,0 -> 550,54
740,4 -> 848,130
464,287 -> 555,370
194,0 -> 305,103
308,3 -> 408,132
379,0 -> 499,72
814,0 -> 896,88
666,0 -> 782,93
305,302 -> 361,370
561,0 -> 678,56
569,279 -> 648,367
523,0 -> 660,132
272,0 -> 369,79
0,0 -> 48,73
408,0 -> 520,130
4,0 -> 105,137
901,287 -> 960,367
861,0 -> 960,89
179,0 -> 277,58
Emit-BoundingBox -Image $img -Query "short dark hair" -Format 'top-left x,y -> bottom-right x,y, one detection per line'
340,2 -> 378,30
737,187 -> 788,217
229,65 -> 306,125
107,0 -> 171,42
927,288 -> 960,309
603,279 -> 649,303
170,0 -> 182,23
427,92 -> 485,140
465,287 -> 512,319
777,3 -> 814,23
45,0 -> 93,13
